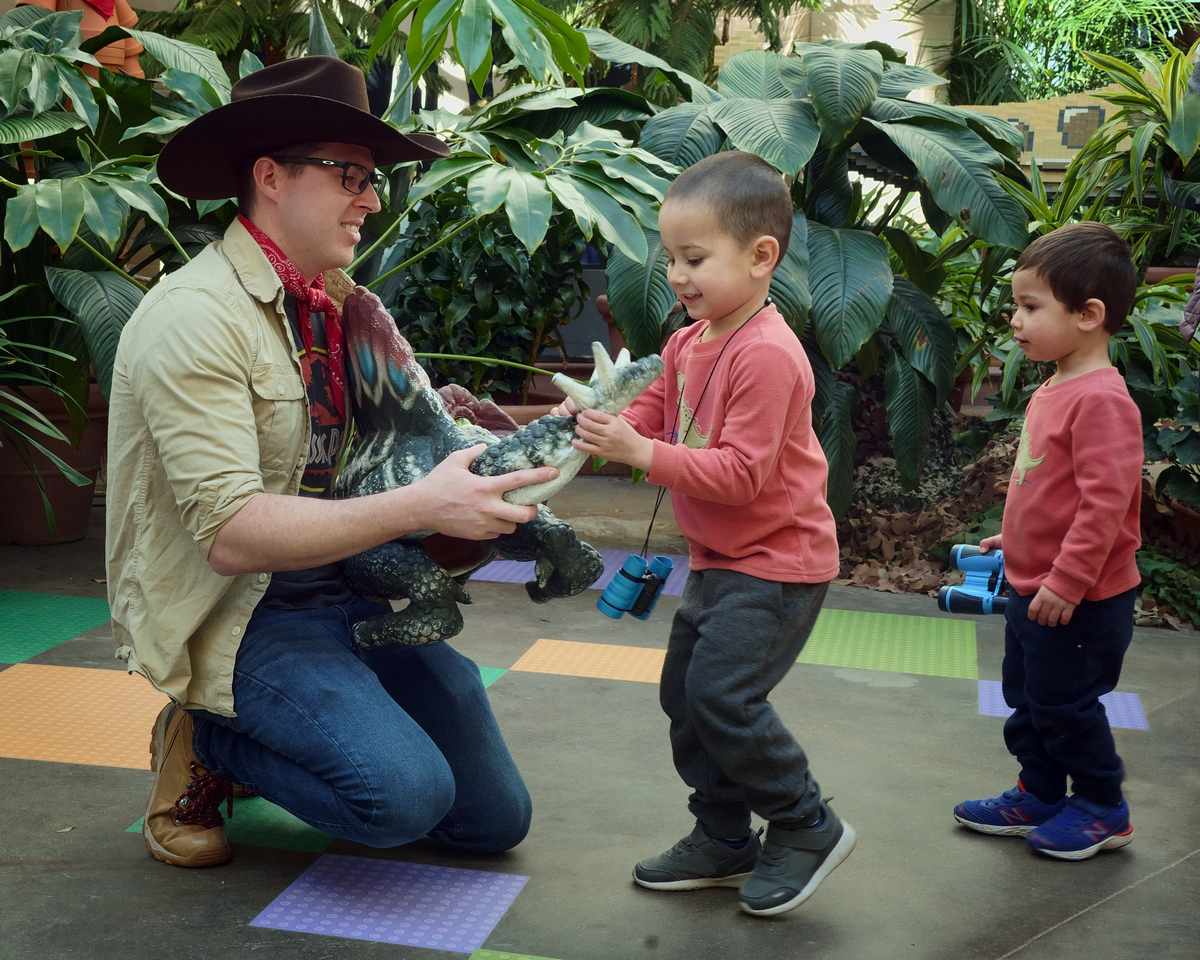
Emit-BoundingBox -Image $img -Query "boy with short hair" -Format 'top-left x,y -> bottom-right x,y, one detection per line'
953,221 -> 1143,860
557,151 -> 855,915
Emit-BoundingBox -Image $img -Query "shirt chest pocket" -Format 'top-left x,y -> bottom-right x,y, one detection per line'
250,363 -> 306,488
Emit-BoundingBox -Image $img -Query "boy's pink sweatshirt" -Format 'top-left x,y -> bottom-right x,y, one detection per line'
1002,367 -> 1143,603
621,304 -> 840,583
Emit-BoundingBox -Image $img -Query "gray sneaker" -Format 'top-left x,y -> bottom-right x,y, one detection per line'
739,801 -> 857,916
633,825 -> 762,890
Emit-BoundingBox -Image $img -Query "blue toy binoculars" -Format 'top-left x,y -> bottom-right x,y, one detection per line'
937,543 -> 1009,615
597,554 -> 674,620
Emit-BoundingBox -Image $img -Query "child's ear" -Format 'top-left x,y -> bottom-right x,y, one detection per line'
751,235 -> 780,277
1079,297 -> 1107,333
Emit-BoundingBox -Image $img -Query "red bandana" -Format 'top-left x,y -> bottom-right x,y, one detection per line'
85,1 -> 117,19
239,215 -> 346,417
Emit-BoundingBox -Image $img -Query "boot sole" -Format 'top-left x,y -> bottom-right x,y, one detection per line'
633,870 -> 753,891
739,820 -> 858,916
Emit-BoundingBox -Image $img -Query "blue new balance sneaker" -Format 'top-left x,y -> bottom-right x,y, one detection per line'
1026,796 -> 1133,860
953,781 -> 1069,836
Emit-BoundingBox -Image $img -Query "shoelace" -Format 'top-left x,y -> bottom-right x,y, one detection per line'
173,763 -> 234,829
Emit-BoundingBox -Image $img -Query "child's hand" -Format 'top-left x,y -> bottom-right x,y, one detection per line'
1028,585 -> 1076,627
550,397 -> 579,418
979,535 -> 1002,553
572,409 -> 654,473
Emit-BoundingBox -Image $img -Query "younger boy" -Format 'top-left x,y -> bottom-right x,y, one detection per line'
954,221 -> 1143,860
557,151 -> 854,915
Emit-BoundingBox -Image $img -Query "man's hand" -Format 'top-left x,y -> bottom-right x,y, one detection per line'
978,535 -> 1002,553
419,445 -> 557,540
1028,584 -> 1076,627
571,409 -> 654,473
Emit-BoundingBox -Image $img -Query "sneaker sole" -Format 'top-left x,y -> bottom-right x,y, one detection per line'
953,814 -> 1037,837
739,819 -> 858,917
632,870 -> 753,891
1030,824 -> 1133,861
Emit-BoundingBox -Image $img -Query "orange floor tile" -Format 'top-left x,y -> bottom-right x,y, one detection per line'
508,638 -> 665,684
0,664 -> 168,769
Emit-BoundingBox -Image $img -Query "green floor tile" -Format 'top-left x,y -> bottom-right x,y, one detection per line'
479,666 -> 508,688
0,590 -> 111,663
799,608 -> 978,679
473,951 -> 566,960
127,796 -> 334,853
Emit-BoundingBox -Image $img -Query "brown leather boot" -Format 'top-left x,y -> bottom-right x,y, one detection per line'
143,702 -> 233,867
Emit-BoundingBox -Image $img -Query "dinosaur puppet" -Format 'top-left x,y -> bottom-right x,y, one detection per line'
334,286 -> 665,648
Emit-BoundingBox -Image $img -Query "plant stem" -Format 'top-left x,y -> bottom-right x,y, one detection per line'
347,199 -> 418,274
160,221 -> 191,264
76,237 -> 150,294
365,215 -> 481,290
414,352 -> 586,385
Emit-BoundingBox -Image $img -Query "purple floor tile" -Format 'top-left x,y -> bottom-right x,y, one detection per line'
473,548 -> 690,597
977,680 -> 1149,730
250,854 -> 528,952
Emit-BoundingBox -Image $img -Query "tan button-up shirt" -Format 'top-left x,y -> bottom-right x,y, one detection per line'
106,218 -> 353,716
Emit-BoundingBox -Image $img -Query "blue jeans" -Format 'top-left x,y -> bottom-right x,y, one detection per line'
1002,587 -> 1136,808
189,599 -> 531,852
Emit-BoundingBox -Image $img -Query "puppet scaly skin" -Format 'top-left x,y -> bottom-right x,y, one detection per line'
335,285 -> 663,648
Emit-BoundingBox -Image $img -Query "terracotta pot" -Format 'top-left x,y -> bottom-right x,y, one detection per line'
0,383 -> 108,545
1144,265 -> 1196,288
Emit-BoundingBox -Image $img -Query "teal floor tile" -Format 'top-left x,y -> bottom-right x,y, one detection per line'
0,590 -> 110,664
479,666 -> 508,688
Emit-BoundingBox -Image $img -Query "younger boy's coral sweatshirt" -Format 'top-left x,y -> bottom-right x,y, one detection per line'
621,304 -> 840,583
1002,367 -> 1143,604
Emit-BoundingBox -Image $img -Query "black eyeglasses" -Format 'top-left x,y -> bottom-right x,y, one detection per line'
271,157 -> 385,195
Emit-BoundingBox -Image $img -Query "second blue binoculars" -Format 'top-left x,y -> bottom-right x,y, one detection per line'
937,543 -> 1009,616
597,554 -> 674,620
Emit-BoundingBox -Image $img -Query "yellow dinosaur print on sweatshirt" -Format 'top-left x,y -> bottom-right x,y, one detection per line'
1012,418 -> 1044,485
676,371 -> 712,450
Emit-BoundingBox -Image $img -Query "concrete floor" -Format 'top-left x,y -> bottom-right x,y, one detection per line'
1,476 -> 1198,960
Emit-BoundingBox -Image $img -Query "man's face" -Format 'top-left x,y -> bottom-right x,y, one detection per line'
273,142 -> 381,280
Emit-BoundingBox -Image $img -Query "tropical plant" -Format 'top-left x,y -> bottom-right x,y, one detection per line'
133,0 -> 400,76
902,0 -> 1197,105
594,37 -> 1030,516
391,190 -> 588,399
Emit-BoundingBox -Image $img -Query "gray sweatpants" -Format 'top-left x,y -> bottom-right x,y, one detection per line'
660,567 -> 828,840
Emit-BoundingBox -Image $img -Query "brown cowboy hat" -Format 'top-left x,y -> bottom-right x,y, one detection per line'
157,56 -> 449,200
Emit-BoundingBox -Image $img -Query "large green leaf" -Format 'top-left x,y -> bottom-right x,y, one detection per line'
580,26 -> 717,103
801,45 -> 882,148
80,180 -> 127,251
306,0 -> 337,57
100,177 -> 168,229
1167,93 -> 1200,165
806,223 -> 892,367
487,0 -> 551,83
880,226 -> 945,295
877,120 -> 1028,249
44,267 -> 143,399
639,102 -> 722,168
707,98 -> 820,176
409,155 -> 493,202
55,60 -> 98,131
818,380 -> 857,519
455,0 -> 492,92
127,30 -> 230,100
770,212 -> 811,329
717,50 -> 791,100
0,48 -> 33,112
565,175 -> 646,262
886,277 -> 956,405
884,349 -> 937,491
0,109 -> 85,145
877,63 -> 947,98
34,178 -> 85,249
3,183 -> 39,251
466,163 -> 512,215
499,168 -> 553,253
605,228 -> 674,359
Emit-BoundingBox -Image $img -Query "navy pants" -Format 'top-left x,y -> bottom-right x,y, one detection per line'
1001,587 -> 1136,807
661,568 -> 828,840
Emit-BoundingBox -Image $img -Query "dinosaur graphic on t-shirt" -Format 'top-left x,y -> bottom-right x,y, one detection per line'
1012,419 -> 1044,485
675,371 -> 712,450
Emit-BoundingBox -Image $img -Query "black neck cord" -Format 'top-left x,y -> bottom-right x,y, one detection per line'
637,298 -> 771,558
